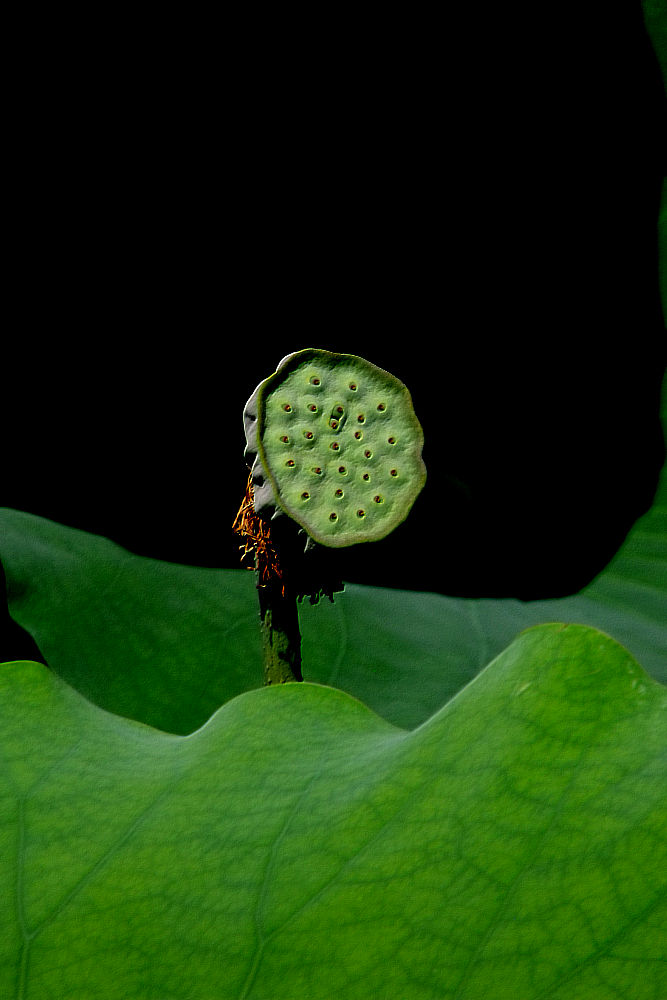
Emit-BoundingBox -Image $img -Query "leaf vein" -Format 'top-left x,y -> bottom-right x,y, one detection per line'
451,731 -> 603,1000
238,751 -> 331,1000
26,784 -> 173,944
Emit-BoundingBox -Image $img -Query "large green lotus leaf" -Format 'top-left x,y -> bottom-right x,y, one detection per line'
302,373 -> 666,717
0,508 -> 261,733
302,413 -> 667,725
302,373 -> 666,721
0,624 -> 665,999
1,379 -> 664,732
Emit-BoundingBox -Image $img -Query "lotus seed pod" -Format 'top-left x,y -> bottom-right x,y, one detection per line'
243,348 -> 426,548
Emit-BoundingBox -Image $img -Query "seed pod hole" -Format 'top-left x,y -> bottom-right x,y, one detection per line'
329,512 -> 338,521
377,403 -> 386,411
364,449 -> 373,458
335,488 -> 344,498
305,431 -> 314,439
336,406 -> 344,414
330,441 -> 340,451
312,466 -> 322,475
301,492 -> 310,500
357,509 -> 366,518
354,431 -> 363,440
280,435 -> 289,443
349,382 -> 357,391
388,437 -> 396,445
308,404 -> 317,412
357,414 -> 365,423
338,466 -> 347,474
374,495 -> 384,504
390,468 -> 398,477
286,459 -> 295,467
310,376 -> 321,385
330,419 -> 339,429
362,472 -> 370,481
283,403 -> 292,412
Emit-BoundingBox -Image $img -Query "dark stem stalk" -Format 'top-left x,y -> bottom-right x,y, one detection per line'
257,578 -> 303,685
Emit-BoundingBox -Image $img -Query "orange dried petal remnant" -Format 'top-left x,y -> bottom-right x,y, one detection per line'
232,473 -> 285,593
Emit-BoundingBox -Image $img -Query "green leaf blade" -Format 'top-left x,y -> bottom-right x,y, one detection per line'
0,509 -> 262,733
1,381 -> 664,732
303,377 -> 667,724
1,625 -> 665,999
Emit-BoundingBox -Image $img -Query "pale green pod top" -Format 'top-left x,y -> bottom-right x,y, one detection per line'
244,348 -> 426,548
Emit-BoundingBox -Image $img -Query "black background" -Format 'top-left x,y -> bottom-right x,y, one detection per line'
3,6 -> 666,662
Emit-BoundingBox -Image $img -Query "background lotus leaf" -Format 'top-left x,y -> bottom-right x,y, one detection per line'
0,378 -> 664,732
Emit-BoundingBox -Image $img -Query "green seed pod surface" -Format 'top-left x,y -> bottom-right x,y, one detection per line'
251,348 -> 426,547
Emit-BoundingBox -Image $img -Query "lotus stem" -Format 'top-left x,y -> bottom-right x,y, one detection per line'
257,577 -> 303,685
